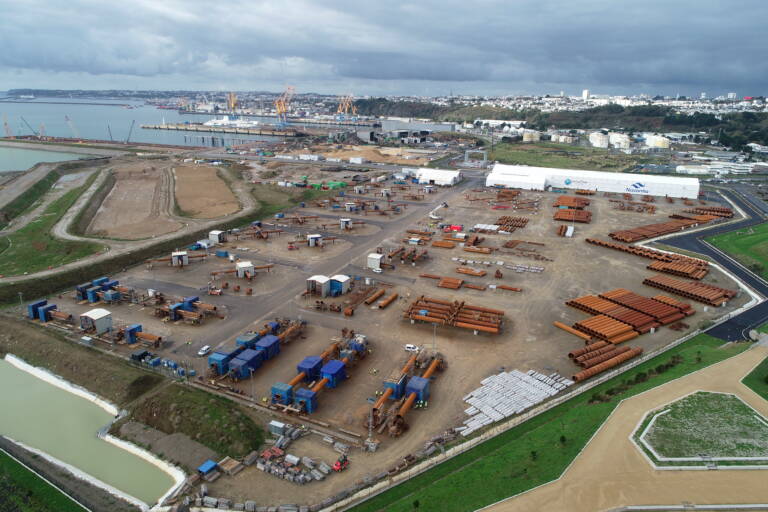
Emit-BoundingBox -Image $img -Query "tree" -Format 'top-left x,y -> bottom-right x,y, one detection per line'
559,435 -> 567,445
530,450 -> 538,461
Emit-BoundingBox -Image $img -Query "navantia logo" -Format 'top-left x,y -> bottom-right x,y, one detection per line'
630,182 -> 645,189
564,178 -> 572,185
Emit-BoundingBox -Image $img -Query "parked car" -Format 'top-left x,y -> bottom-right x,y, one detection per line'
197,345 -> 211,357
404,344 -> 420,353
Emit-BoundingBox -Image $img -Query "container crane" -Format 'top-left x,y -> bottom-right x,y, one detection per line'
226,92 -> 238,111
3,114 -> 14,138
64,115 -> 80,139
274,86 -> 295,127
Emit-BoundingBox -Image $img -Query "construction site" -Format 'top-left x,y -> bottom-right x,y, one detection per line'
19,156 -> 751,508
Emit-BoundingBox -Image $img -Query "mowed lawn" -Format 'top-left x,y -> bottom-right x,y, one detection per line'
488,142 -> 655,172
0,176 -> 104,276
707,222 -> 768,280
0,450 -> 86,512
352,335 -> 749,512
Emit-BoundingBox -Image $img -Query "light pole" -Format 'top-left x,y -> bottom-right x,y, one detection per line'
18,292 -> 23,312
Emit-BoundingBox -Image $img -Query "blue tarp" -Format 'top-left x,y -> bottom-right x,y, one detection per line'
198,459 -> 218,475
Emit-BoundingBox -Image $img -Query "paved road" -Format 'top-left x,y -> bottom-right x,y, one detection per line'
659,185 -> 768,341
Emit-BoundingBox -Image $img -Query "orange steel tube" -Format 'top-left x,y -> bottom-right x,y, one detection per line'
288,372 -> 306,387
364,289 -> 385,305
421,358 -> 441,379
397,392 -> 418,417
553,321 -> 592,341
411,314 -> 445,324
373,387 -> 393,410
455,321 -> 499,333
311,377 -> 328,393
378,293 -> 399,309
278,323 -> 301,341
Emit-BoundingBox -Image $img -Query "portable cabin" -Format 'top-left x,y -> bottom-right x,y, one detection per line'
80,308 -> 112,335
171,251 -> 189,267
367,253 -> 383,271
307,234 -> 323,247
209,230 -> 226,244
330,275 -> 351,296
339,218 -> 352,230
236,261 -> 255,278
306,275 -> 331,297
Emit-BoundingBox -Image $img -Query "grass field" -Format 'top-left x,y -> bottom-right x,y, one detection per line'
639,391 -> 768,462
742,352 -> 768,400
0,173 -> 105,276
120,384 -> 265,459
0,450 -> 86,512
488,142 -> 662,172
351,335 -> 748,512
0,170 -> 60,229
707,222 -> 768,280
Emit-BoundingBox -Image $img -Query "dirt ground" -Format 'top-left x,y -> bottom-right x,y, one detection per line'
173,164 -> 239,218
490,344 -> 768,511
87,161 -> 182,239
118,420 -> 217,472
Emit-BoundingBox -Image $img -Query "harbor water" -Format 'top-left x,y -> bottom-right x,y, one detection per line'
0,357 -> 178,506
0,146 -> 90,172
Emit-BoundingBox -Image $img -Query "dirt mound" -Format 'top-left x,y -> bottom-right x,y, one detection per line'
174,165 -> 240,218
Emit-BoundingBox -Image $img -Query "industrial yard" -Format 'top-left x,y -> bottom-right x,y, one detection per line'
16,156 -> 751,508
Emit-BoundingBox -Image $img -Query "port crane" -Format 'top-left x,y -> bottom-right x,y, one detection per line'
274,86 -> 295,127
64,115 -> 80,139
2,114 -> 13,138
226,92 -> 238,111
336,94 -> 357,119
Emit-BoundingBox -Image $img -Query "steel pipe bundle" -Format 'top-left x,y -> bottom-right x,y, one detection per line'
647,260 -> 709,280
566,295 -> 658,333
599,288 -> 687,325
573,315 -> 637,344
579,346 -> 632,368
568,340 -> 610,359
405,296 -> 504,334
572,347 -> 643,382
642,275 -> 736,306
585,238 -> 708,267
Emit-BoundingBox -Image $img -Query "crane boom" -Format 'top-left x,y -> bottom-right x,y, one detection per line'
126,120 -> 135,143
2,114 -> 12,138
20,116 -> 38,136
64,115 -> 80,139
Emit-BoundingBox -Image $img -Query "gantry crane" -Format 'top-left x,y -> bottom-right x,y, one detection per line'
274,86 -> 295,126
226,92 -> 238,111
336,94 -> 357,116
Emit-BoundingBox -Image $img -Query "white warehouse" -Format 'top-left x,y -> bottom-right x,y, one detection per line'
486,164 -> 700,199
402,167 -> 463,186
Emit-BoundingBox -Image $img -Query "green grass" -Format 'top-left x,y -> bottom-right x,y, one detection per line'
707,221 -> 768,280
742,352 -> 768,400
0,450 -> 86,512
638,392 -> 768,462
489,142 -> 662,172
0,170 -> 60,229
352,335 -> 749,512
120,384 -> 265,459
0,173 -> 105,276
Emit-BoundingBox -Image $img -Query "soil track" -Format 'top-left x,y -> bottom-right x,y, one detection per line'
488,344 -> 768,512
87,163 -> 182,239
173,165 -> 239,218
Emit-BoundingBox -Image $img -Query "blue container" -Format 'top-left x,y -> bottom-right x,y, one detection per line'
101,280 -> 119,291
236,348 -> 264,369
188,369 -> 197,377
208,351 -> 236,375
27,300 -> 47,319
406,376 -> 430,402
183,296 -> 200,305
75,283 -> 91,300
297,356 -> 323,381
38,304 -> 57,322
188,243 -> 202,251
384,375 -> 408,400
293,388 -> 318,414
149,357 -> 162,367
229,358 -> 252,379
235,333 -> 260,349
91,277 -> 109,287
168,303 -> 184,321
86,286 -> 101,303
167,360 -> 178,369
251,221 -> 262,228
124,324 -> 142,344
271,382 -> 294,404
177,368 -> 186,377
268,321 -> 280,334
215,250 -> 229,258
274,213 -> 285,219
321,360 -> 347,388
338,191 -> 345,197
255,335 -> 280,360
103,289 -> 120,302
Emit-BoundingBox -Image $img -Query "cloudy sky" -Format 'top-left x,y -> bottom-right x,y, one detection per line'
0,0 -> 765,97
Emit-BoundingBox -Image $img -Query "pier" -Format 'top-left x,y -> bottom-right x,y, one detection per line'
140,123 -> 305,137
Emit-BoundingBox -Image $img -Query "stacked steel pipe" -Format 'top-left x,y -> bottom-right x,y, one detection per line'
573,315 -> 638,344
643,275 -> 737,306
554,209 -> 592,223
576,345 -> 632,368
566,295 -> 659,333
568,340 -> 610,359
553,196 -> 591,209
683,206 -> 734,218
647,260 -> 709,280
599,288 -> 687,325
585,238 -> 709,268
608,217 -> 709,243
652,295 -> 695,316
572,347 -> 643,382
404,296 -> 504,334
494,216 -> 529,230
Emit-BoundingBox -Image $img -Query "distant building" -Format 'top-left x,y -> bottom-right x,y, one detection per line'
588,131 -> 609,148
727,92 -> 738,100
582,89 -> 590,101
644,134 -> 671,149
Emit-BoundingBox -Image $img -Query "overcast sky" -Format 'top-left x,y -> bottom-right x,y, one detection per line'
0,0 -> 765,97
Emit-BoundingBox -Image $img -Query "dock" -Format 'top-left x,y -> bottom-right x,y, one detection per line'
140,123 -> 305,137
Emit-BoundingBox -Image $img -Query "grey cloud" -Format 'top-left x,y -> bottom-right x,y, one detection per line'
0,0 -> 765,95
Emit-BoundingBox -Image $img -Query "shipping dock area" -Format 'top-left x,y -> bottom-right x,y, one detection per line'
141,123 -> 306,137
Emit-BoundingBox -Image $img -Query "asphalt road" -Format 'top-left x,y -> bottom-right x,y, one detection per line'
659,185 -> 768,341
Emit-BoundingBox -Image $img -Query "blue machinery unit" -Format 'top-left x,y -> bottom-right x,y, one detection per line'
75,277 -> 119,302
367,353 -> 419,428
207,320 -> 304,379
276,334 -> 369,414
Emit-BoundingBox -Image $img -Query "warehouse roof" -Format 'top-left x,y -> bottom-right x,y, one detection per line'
308,275 -> 330,284
82,308 -> 111,320
490,164 -> 699,186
